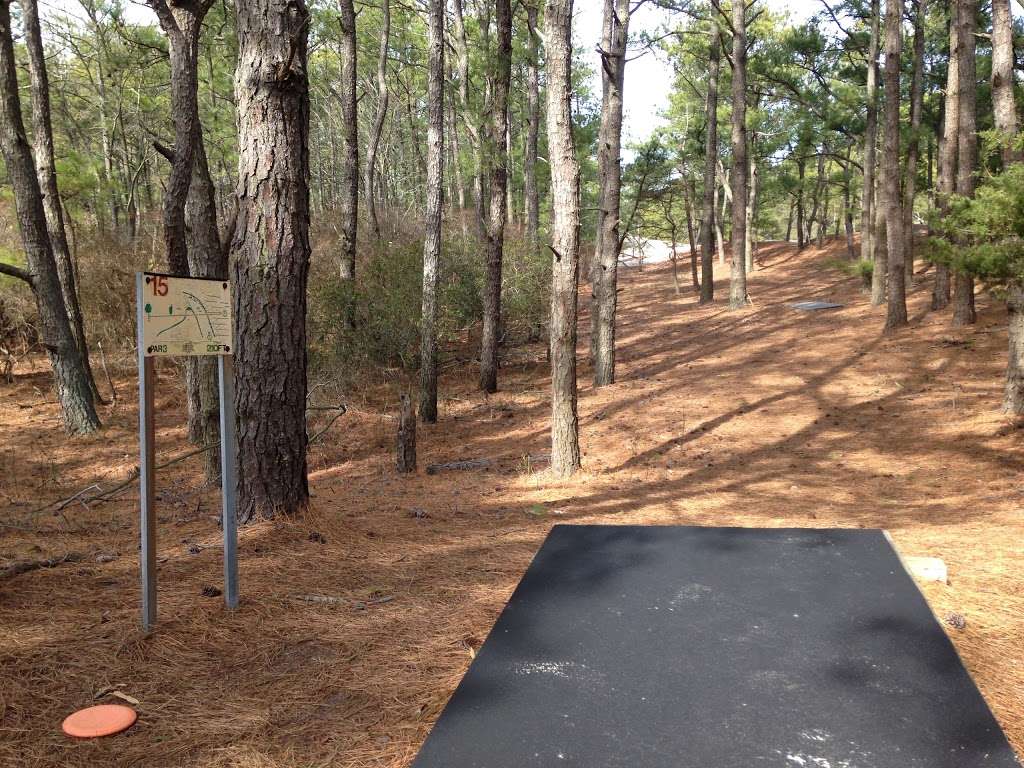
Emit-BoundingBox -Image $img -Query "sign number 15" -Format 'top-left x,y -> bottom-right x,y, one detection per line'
151,275 -> 169,297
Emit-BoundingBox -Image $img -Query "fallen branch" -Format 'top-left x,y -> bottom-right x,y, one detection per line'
0,552 -> 83,581
294,594 -> 395,610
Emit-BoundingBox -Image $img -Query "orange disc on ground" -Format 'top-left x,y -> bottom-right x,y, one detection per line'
62,704 -> 137,738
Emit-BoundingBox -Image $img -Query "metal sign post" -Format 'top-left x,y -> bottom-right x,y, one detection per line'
136,272 -> 237,631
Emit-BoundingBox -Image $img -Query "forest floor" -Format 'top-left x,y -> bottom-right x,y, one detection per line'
2,238 -> 1023,767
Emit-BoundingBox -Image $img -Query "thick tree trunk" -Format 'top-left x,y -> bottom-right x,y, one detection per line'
903,0 -> 925,281
796,157 -> 806,251
365,0 -> 390,240
933,5 -> 959,311
591,0 -> 630,385
991,0 -> 1019,166
21,0 -> 100,403
524,2 -> 541,245
478,0 -> 512,393
883,0 -> 907,331
861,0 -> 880,266
337,0 -> 358,282
232,0 -> 311,520
1004,281 -> 1024,414
728,0 -> 748,309
699,18 -> 720,305
952,0 -> 976,327
0,0 -> 99,434
419,0 -> 444,424
544,0 -> 581,477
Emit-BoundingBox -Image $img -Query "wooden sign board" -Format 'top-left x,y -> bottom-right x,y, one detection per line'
139,273 -> 232,356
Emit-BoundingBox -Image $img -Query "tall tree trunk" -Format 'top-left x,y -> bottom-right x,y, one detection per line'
684,179 -> 699,291
524,2 -> 541,245
699,19 -> 719,305
337,0 -> 358,283
544,0 -> 581,476
844,145 -> 856,258
21,0 -> 100,403
147,0 -> 209,276
952,0 -> 976,327
728,0 -> 749,309
0,0 -> 99,434
991,0 -> 1020,166
232,0 -> 311,520
903,0 -> 926,281
365,0 -> 390,240
871,162 -> 887,304
419,0 -> 444,424
883,0 -> 908,331
184,133 -> 227,481
745,143 -> 757,271
478,0 -> 512,393
933,5 -> 959,310
1004,281 -> 1024,413
796,156 -> 806,250
591,0 -> 630,385
861,0 -> 880,265
452,0 -> 486,240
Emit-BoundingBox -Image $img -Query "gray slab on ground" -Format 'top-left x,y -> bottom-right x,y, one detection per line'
412,525 -> 1020,768
791,300 -> 845,310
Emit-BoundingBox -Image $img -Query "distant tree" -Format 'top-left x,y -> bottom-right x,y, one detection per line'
933,3 -> 959,311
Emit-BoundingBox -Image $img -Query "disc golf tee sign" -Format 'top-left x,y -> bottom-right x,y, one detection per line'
136,272 -> 238,632
140,273 -> 232,356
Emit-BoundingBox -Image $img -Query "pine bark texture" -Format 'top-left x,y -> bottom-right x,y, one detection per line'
933,7 -> 959,311
882,0 -> 907,331
860,0 -> 880,267
478,0 -> 512,394
591,0 -> 630,385
991,0 -> 1019,166
699,19 -> 719,305
337,0 -> 358,281
544,0 -> 581,477
0,0 -> 99,433
231,0 -> 312,520
419,0 -> 444,424
728,0 -> 749,309
397,394 -> 417,473
952,0 -> 976,327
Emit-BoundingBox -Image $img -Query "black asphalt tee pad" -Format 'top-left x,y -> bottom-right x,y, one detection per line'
412,525 -> 1020,768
